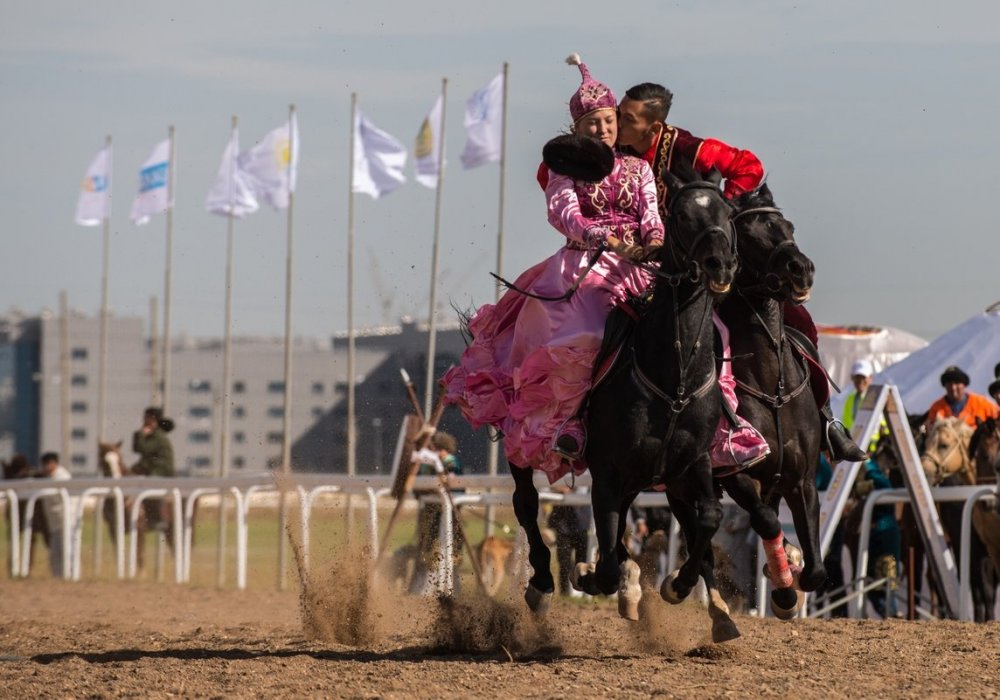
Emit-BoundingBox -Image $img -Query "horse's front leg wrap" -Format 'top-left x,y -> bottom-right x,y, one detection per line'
763,532 -> 794,589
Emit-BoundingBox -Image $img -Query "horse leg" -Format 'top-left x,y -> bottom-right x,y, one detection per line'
661,465 -> 723,607
615,493 -> 642,621
784,478 -> 827,592
575,470 -> 625,599
700,540 -> 741,643
720,473 -> 801,617
508,462 -> 554,615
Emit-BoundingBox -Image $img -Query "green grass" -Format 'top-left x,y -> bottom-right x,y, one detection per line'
2,501 -> 522,591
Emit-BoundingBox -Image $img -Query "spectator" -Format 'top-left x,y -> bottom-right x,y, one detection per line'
925,365 -> 999,430
39,452 -> 70,577
409,431 -> 462,595
855,457 -> 902,618
989,362 -> 1000,406
547,478 -> 591,596
132,406 -> 175,531
842,359 -> 885,452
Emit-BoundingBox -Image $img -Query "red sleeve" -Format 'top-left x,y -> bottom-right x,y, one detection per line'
694,138 -> 765,199
536,161 -> 549,191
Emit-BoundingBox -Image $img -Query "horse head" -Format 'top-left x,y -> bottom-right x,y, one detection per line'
969,416 -> 1000,483
921,417 -> 975,485
731,184 -> 815,303
98,440 -> 126,478
658,163 -> 737,297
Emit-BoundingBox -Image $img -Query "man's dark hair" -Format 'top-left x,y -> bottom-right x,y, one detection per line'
40,452 -> 59,465
624,83 -> 674,123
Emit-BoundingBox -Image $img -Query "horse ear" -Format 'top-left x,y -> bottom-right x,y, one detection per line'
704,167 -> 723,187
756,182 -> 775,205
661,165 -> 683,195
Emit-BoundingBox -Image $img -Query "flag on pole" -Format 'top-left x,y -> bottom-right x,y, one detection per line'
415,95 -> 444,188
75,145 -> 112,226
240,113 -> 299,209
460,72 -> 504,169
353,112 -> 407,199
129,139 -> 171,225
205,129 -> 259,217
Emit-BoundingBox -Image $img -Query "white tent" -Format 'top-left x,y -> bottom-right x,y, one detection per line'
875,302 -> 1000,414
818,323 -> 928,392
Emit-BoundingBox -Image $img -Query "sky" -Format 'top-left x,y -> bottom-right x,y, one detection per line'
1,1 -> 998,343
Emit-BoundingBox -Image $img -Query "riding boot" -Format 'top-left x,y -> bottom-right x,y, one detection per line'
820,403 -> 867,463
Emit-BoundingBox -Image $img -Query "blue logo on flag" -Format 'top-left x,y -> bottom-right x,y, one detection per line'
138,162 -> 168,193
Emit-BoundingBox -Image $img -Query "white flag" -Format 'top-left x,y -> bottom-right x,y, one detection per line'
129,139 -> 171,225
205,128 -> 259,218
240,113 -> 299,210
415,95 -> 444,188
353,112 -> 407,199
74,145 -> 112,226
460,72 -> 504,169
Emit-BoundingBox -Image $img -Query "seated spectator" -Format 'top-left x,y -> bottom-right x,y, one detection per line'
925,365 -> 999,430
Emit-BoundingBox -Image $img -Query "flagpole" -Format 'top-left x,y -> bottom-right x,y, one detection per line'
59,290 -> 71,465
347,94 -> 358,479
423,78 -> 448,417
97,134 -> 112,443
161,125 -> 176,412
486,62 -> 509,521
149,296 -> 159,404
278,103 -> 296,590
217,115 -> 237,588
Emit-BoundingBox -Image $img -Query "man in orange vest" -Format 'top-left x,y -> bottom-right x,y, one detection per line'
925,365 -> 999,429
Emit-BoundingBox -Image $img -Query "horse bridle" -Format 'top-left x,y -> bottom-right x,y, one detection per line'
653,181 -> 738,282
730,206 -> 800,296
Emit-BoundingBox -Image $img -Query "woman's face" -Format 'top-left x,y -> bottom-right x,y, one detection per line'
574,108 -> 617,147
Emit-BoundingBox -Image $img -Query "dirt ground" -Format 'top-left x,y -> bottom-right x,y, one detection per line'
2,572 -> 999,700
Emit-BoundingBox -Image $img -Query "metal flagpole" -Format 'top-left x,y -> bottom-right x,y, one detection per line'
423,78 -> 448,417
161,125 -> 176,412
149,296 -> 159,404
97,134 -> 112,442
486,63 -> 509,533
347,95 -> 358,479
59,290 -> 71,464
217,115 -> 237,588
278,104 -> 296,590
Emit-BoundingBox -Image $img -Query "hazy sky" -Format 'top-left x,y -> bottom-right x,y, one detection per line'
2,1 -> 998,342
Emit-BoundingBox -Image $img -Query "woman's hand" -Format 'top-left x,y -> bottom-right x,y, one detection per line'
606,235 -> 646,263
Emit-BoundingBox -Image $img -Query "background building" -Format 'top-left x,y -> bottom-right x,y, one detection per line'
0,309 -> 491,476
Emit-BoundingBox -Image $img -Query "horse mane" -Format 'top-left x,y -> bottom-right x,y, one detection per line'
451,303 -> 475,346
733,182 -> 777,211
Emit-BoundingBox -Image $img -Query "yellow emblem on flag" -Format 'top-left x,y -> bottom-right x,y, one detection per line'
415,118 -> 433,159
275,136 -> 291,168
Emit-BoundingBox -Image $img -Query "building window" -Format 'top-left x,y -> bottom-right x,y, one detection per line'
188,431 -> 211,444
71,401 -> 88,413
311,406 -> 324,419
233,456 -> 246,469
233,405 -> 246,419
71,427 -> 87,440
188,456 -> 212,469
188,379 -> 211,393
267,381 -> 285,393
71,347 -> 88,360
71,374 -> 88,387
233,431 -> 246,444
267,406 -> 284,418
266,431 -> 283,444
189,406 -> 212,418
311,381 -> 324,395
71,453 -> 87,466
233,381 -> 246,393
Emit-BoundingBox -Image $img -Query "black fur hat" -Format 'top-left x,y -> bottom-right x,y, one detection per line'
542,134 -> 614,183
940,365 -> 970,387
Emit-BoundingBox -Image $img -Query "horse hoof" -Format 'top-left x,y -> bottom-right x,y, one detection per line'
570,561 -> 595,593
770,588 -> 805,620
660,569 -> 686,605
711,616 -> 742,643
617,560 -> 642,621
524,583 -> 553,616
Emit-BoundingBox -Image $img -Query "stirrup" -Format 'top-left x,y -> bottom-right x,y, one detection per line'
553,434 -> 583,461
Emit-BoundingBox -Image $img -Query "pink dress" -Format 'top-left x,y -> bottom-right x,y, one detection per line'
443,155 -> 664,482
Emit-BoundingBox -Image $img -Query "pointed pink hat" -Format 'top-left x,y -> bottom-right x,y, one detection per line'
566,53 -> 617,123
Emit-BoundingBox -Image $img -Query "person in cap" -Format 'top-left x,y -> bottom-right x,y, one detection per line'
443,54 -> 664,482
132,406 -> 176,530
925,365 -> 999,429
842,359 -> 876,433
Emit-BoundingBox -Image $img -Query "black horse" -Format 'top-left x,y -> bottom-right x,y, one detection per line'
573,168 -> 739,641
715,184 -> 826,618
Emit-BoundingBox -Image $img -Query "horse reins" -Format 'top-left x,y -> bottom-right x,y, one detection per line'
923,422 -> 972,485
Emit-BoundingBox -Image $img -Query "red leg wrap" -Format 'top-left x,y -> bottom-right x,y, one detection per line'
763,532 -> 794,589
